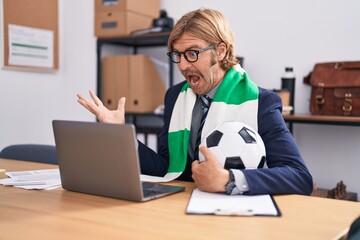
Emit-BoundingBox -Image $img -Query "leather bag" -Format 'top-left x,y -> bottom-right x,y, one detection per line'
304,61 -> 360,116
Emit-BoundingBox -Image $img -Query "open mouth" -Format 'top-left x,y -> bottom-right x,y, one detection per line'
182,69 -> 203,92
188,74 -> 200,85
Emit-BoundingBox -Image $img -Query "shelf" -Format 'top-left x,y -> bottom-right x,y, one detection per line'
283,114 -> 360,133
97,32 -> 170,47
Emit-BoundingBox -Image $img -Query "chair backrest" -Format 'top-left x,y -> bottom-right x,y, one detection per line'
347,216 -> 360,240
0,144 -> 58,165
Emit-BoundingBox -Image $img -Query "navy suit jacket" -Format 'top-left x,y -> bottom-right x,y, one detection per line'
138,81 -> 313,195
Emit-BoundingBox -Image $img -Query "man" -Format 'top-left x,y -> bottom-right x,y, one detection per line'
77,8 -> 313,195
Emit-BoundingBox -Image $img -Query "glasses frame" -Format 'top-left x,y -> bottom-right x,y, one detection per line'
167,45 -> 215,64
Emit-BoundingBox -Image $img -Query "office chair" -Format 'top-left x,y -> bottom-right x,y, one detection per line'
347,216 -> 360,240
0,144 -> 58,165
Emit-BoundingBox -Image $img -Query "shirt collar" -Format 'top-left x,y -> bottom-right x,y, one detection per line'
199,82 -> 220,100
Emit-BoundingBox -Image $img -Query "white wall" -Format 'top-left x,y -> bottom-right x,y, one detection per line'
0,0 -> 96,147
0,0 -> 359,198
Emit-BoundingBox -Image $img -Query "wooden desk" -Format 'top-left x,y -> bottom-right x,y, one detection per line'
283,114 -> 360,133
1,159 -> 359,240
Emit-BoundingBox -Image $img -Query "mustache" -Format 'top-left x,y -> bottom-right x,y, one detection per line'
181,69 -> 202,77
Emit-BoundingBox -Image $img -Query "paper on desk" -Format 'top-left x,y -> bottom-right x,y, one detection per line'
186,188 -> 281,216
0,169 -> 61,190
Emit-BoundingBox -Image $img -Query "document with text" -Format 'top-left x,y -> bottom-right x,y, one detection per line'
0,169 -> 61,190
186,188 -> 281,216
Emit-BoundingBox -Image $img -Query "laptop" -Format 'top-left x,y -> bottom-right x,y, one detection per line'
52,120 -> 185,202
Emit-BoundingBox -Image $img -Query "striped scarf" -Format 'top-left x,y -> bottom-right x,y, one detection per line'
164,64 -> 259,180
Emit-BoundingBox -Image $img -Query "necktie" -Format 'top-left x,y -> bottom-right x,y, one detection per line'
194,95 -> 212,159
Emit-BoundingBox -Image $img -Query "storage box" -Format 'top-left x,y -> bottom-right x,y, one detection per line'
274,89 -> 290,107
95,11 -> 153,38
95,0 -> 160,18
102,55 -> 166,113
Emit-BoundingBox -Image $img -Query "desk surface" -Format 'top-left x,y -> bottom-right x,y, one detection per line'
1,159 -> 359,240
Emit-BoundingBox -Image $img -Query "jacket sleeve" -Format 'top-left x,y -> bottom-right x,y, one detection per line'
242,88 -> 313,195
137,82 -> 184,177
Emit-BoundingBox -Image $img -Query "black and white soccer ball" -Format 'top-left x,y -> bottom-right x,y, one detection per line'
199,122 -> 266,170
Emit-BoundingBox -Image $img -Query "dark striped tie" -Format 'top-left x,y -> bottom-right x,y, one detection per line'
194,95 -> 212,159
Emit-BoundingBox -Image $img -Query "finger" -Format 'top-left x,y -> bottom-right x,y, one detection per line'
199,145 -> 222,169
76,93 -> 85,101
76,93 -> 91,112
191,160 -> 200,168
77,93 -> 92,105
89,90 -> 103,106
77,98 -> 90,111
199,145 -> 213,161
117,97 -> 126,112
78,99 -> 97,115
76,94 -> 93,112
86,101 -> 102,115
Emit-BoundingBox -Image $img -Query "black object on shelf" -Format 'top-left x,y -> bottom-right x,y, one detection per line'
152,10 -> 174,32
132,9 -> 174,36
281,67 -> 296,114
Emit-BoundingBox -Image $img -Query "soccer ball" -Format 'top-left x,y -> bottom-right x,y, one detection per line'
199,122 -> 266,170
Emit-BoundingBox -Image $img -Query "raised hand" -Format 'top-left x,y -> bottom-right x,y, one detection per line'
77,90 -> 126,124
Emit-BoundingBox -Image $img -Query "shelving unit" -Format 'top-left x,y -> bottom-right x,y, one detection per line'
96,32 -> 173,145
96,32 -> 173,99
283,114 -> 360,201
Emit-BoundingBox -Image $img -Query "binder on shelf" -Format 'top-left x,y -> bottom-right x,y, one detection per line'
102,54 -> 166,113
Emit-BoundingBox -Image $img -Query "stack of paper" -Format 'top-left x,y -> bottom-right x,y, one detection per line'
0,169 -> 61,190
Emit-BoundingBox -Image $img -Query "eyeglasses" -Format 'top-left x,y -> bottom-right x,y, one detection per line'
167,45 -> 215,64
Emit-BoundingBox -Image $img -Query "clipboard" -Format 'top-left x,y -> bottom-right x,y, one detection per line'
186,188 -> 281,217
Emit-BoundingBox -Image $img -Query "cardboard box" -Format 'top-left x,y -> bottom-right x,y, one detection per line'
95,11 -> 153,37
274,89 -> 291,106
94,0 -> 160,18
102,55 -> 166,113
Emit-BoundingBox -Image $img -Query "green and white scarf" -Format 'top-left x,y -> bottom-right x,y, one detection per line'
140,65 -> 259,182
163,64 -> 259,180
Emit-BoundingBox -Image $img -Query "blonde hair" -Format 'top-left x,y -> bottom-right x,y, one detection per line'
168,8 -> 238,70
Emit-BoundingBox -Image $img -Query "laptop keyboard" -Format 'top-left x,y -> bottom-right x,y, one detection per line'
143,189 -> 164,198
142,182 -> 166,198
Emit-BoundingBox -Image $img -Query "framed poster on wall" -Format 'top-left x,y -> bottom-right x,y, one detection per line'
0,0 -> 58,72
